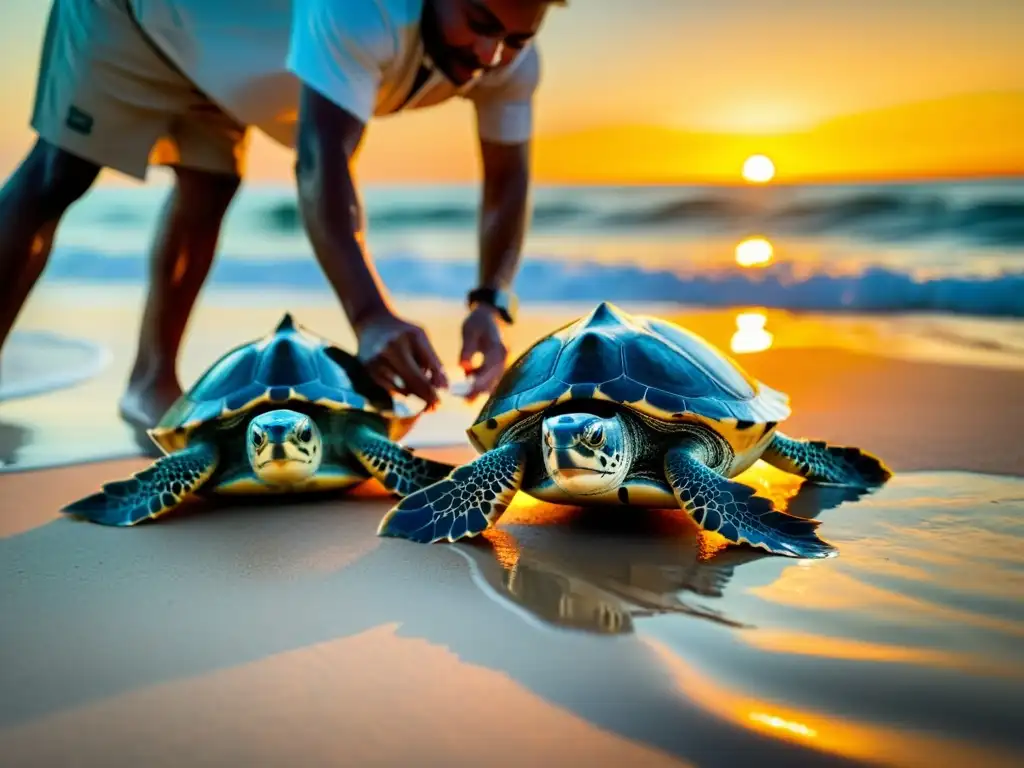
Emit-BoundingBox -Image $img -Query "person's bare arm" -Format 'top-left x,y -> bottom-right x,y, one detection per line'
478,138 -> 530,294
295,84 -> 447,405
294,84 -> 388,330
459,138 -> 531,397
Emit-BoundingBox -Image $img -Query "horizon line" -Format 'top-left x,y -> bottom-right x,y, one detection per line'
91,168 -> 1024,189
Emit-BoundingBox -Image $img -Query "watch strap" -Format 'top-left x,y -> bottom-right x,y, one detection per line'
468,287 -> 516,324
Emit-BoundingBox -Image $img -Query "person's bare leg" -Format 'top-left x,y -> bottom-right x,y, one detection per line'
0,140 -> 101,355
119,165 -> 241,429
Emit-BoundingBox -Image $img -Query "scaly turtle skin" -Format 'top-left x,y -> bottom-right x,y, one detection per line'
63,313 -> 454,526
377,302 -> 891,559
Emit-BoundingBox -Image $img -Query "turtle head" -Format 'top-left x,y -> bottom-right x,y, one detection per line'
541,412 -> 629,496
247,409 -> 323,485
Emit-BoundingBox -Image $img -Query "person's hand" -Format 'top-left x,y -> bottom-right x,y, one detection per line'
355,309 -> 448,409
458,304 -> 508,400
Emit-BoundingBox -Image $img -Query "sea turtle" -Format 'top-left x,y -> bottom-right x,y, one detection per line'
376,302 -> 891,559
62,313 -> 455,526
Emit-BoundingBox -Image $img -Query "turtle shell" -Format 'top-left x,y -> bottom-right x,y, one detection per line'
467,302 -> 790,454
150,313 -> 416,453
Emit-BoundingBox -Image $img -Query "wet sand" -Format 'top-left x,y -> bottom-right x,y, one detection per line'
0,331 -> 111,402
2,455 -> 1023,766
3,291 -> 1024,472
2,296 -> 1024,766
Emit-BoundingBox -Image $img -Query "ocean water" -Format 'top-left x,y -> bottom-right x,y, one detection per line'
43,176 -> 1024,317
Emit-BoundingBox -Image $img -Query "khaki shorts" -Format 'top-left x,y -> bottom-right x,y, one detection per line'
30,0 -> 249,181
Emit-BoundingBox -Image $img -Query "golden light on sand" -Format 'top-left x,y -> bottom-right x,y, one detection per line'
643,635 -> 1020,766
735,237 -> 774,267
742,154 -> 776,183
748,712 -> 818,739
731,311 -> 773,354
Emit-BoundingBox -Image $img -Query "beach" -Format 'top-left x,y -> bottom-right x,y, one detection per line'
0,0 -> 1021,755
1,176 -> 1024,765
2,288 -> 1024,766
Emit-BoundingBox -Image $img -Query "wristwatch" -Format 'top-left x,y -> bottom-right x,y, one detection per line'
468,287 -> 518,325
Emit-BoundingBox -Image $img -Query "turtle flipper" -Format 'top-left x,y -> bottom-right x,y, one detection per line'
62,442 -> 218,526
377,442 -> 525,543
347,424 -> 457,497
664,444 -> 835,559
762,432 -> 891,488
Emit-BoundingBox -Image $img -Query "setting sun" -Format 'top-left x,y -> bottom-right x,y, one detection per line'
742,155 -> 776,183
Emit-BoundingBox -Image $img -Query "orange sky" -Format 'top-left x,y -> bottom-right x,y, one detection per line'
1,1 -> 1022,185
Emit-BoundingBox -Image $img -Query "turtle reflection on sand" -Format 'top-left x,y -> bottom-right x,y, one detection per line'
462,480 -> 872,636
503,547 -> 756,634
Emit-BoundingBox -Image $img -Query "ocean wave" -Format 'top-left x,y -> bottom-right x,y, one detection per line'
766,195 -> 1024,244
44,247 -> 1024,318
256,188 -> 1024,247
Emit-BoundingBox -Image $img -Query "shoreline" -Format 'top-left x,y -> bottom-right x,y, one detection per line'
11,287 -> 1024,367
3,297 -> 1024,475
0,303 -> 1019,479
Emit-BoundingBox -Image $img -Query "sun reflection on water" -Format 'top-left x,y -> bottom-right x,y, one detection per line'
734,236 -> 774,267
730,311 -> 773,354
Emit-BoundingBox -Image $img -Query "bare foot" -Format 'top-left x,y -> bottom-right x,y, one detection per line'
118,380 -> 183,431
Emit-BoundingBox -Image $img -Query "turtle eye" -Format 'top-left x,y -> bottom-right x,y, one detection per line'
251,428 -> 264,447
298,423 -> 313,442
585,422 -> 605,447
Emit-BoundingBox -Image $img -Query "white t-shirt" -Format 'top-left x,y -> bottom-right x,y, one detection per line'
130,0 -> 540,148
